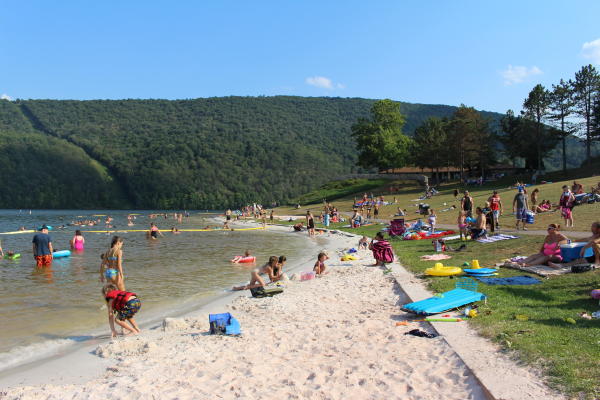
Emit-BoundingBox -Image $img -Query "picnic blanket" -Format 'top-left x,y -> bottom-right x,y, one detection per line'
476,234 -> 519,243
420,254 -> 452,261
476,276 -> 541,285
500,262 -> 571,277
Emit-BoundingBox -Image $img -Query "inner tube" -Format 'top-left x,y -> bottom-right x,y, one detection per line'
231,256 -> 256,263
4,253 -> 21,260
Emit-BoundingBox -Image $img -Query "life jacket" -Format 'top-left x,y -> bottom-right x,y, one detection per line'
106,290 -> 136,311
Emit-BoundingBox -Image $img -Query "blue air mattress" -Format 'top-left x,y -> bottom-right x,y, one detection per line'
402,288 -> 486,315
464,268 -> 498,275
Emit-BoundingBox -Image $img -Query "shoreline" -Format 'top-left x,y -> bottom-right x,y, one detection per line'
1,222 -> 562,399
0,222 -> 325,389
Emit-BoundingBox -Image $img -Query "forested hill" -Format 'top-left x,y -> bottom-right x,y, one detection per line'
0,96 -> 582,209
0,96 -> 471,209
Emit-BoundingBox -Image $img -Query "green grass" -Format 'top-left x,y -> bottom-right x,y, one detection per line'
334,223 -> 600,398
290,178 -> 389,206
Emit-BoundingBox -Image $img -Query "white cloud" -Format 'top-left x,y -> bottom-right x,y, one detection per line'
582,38 -> 600,64
500,65 -> 543,85
305,76 -> 345,90
0,93 -> 13,101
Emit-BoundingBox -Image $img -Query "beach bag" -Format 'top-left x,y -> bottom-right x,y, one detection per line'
525,211 -> 535,224
571,264 -> 594,273
209,312 -> 241,335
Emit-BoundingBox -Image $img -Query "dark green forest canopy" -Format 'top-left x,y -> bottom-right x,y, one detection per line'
0,96 -> 594,209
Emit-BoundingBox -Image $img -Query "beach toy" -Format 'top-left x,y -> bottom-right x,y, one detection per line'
425,262 -> 462,277
471,260 -> 480,269
52,250 -> 71,258
301,271 -> 316,281
209,312 -> 241,335
231,256 -> 256,263
402,288 -> 486,315
591,289 -> 600,300
340,255 -> 358,261
464,268 -> 497,275
3,253 -> 21,260
348,248 -> 357,253
560,242 -> 594,262
462,261 -> 470,267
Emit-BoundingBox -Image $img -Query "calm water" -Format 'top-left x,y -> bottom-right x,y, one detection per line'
0,210 -> 317,371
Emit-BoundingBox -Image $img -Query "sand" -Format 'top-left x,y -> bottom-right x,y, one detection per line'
0,228 -> 561,399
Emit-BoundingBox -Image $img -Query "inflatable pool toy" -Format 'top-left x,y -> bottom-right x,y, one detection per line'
425,262 -> 462,276
340,255 -> 358,261
591,289 -> 600,300
464,268 -> 497,275
402,288 -> 486,315
52,250 -> 71,258
231,256 -> 256,264
3,253 -> 21,260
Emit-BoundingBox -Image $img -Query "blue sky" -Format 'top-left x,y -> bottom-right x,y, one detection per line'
1,1 -> 599,113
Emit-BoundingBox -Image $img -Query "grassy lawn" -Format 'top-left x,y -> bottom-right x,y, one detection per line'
333,223 -> 600,398
276,175 -> 600,235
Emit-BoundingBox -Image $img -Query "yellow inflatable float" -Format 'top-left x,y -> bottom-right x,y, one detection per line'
425,262 -> 463,276
340,255 -> 358,261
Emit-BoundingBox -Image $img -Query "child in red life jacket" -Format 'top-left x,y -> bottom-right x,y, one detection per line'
102,284 -> 141,337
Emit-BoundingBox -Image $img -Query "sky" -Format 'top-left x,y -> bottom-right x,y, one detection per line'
1,1 -> 599,113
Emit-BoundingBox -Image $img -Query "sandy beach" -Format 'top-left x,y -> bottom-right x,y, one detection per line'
1,227 -> 561,399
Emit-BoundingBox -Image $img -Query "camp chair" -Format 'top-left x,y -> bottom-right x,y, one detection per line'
389,218 -> 405,238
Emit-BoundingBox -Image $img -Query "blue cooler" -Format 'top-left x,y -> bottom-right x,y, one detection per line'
560,243 -> 594,262
525,211 -> 535,224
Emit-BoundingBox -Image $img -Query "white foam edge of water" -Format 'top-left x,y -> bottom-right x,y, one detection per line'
0,224 -> 339,378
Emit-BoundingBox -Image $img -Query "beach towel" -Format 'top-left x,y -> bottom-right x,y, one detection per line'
371,240 -> 394,263
501,262 -> 571,277
476,234 -> 519,243
476,276 -> 541,285
420,254 -> 452,261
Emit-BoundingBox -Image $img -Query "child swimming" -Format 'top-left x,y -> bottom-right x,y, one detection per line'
102,284 -> 141,337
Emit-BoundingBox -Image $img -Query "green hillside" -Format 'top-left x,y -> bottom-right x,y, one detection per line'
0,96 -> 595,209
0,101 -> 128,208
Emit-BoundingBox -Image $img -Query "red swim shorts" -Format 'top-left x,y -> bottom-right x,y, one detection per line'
35,254 -> 53,267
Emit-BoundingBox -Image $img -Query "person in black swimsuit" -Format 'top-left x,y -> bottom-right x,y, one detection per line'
306,210 -> 315,236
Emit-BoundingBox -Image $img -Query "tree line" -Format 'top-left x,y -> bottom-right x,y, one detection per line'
354,65 -> 600,178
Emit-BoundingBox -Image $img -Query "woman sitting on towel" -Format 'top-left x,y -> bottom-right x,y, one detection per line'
517,224 -> 568,267
369,232 -> 394,266
232,256 -> 279,291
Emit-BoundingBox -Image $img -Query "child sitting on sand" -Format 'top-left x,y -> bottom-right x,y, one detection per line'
313,252 -> 328,275
358,236 -> 369,250
102,284 -> 141,337
273,255 -> 287,281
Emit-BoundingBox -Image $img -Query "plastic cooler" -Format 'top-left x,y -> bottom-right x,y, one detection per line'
560,242 -> 594,262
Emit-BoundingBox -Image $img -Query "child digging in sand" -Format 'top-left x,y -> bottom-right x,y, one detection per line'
313,252 -> 328,275
102,284 -> 141,337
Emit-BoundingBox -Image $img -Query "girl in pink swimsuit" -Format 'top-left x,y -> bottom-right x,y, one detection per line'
71,230 -> 85,251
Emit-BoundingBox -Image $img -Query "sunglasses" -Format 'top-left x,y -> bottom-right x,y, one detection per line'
547,227 -> 555,230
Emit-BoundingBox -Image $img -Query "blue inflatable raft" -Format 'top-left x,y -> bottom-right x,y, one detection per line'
402,284 -> 486,316
52,250 -> 71,258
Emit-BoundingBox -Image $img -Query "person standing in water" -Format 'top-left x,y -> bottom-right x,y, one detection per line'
148,222 -> 163,239
32,225 -> 53,267
70,230 -> 85,251
104,236 -> 126,291
224,209 -> 232,229
306,210 -> 315,236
